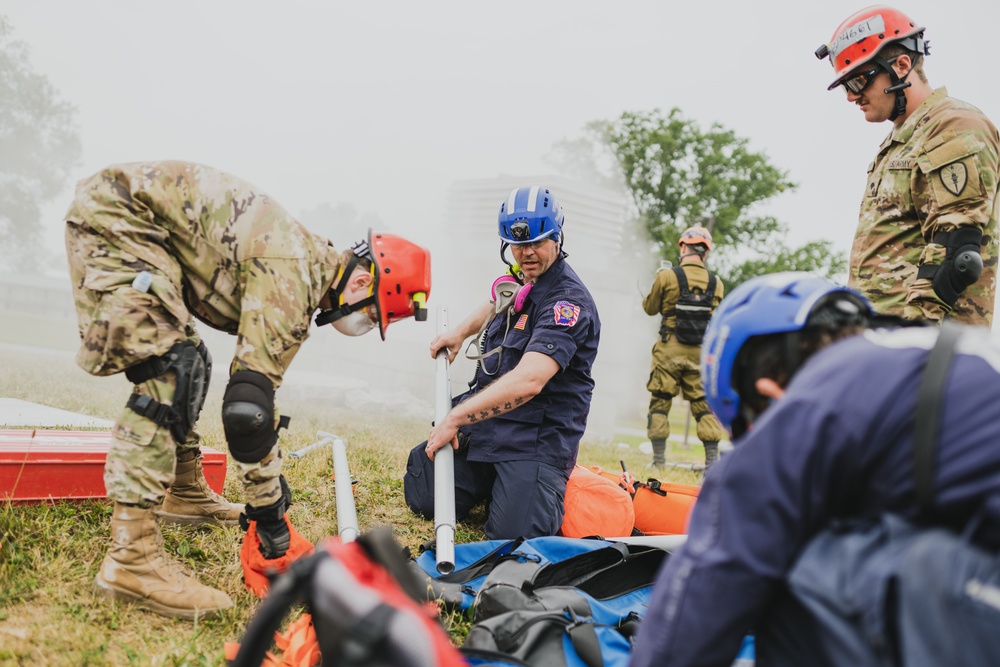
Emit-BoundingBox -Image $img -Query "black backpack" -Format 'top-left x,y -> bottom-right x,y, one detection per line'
667,266 -> 717,345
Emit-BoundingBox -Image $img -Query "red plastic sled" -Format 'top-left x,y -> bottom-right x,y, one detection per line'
0,429 -> 227,502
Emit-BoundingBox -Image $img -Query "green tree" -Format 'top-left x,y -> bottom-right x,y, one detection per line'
0,16 -> 81,271
574,108 -> 845,288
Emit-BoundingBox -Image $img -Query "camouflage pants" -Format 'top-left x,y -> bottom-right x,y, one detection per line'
646,337 -> 725,444
65,218 -> 283,507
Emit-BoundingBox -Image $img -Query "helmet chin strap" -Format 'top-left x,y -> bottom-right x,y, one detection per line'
877,53 -> 921,122
315,255 -> 376,327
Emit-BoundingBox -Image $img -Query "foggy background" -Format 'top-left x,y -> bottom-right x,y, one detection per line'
3,0 -> 999,440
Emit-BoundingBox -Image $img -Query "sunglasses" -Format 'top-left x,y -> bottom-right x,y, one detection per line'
841,57 -> 898,94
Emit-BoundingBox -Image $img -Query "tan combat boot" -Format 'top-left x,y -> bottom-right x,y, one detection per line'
158,449 -> 243,526
95,502 -> 233,620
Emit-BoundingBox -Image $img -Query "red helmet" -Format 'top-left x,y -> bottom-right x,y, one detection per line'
365,230 -> 431,340
678,225 -> 713,252
815,5 -> 927,90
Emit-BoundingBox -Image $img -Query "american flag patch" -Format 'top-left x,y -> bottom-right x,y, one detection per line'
514,313 -> 528,330
553,301 -> 580,327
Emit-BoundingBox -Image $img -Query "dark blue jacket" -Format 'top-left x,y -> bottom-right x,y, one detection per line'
460,257 -> 599,471
631,325 -> 1000,667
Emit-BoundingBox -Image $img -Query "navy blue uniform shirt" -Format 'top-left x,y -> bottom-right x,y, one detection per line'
459,257 -> 600,471
631,325 -> 1000,667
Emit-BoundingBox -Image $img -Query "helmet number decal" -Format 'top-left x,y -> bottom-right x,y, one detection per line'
828,14 -> 885,60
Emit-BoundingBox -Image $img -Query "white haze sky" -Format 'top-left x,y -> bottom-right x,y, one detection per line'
5,0 -> 1000,317
5,0 -> 1000,438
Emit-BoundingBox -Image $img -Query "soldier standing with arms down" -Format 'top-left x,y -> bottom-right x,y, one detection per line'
65,160 -> 431,619
642,225 -> 726,472
816,5 -> 999,326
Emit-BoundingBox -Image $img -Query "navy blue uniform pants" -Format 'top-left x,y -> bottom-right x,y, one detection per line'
403,441 -> 569,540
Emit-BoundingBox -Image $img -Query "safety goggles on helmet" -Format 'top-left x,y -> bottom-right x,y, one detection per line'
816,6 -> 927,91
316,230 -> 431,340
840,56 -> 898,94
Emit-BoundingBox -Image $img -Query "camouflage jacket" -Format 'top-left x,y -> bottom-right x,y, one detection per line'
850,87 -> 999,326
66,160 -> 340,387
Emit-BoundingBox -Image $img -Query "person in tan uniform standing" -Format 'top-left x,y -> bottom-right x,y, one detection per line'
65,160 -> 431,619
642,226 -> 726,471
816,5 -> 999,327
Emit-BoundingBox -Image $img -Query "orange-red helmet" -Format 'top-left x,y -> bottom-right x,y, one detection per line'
366,230 -> 431,340
815,6 -> 927,90
678,225 -> 713,252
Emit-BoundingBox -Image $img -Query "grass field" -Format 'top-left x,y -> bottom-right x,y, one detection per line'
0,343 -> 702,666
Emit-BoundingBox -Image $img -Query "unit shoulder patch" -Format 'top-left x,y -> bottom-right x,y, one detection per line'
940,162 -> 968,197
553,301 -> 580,327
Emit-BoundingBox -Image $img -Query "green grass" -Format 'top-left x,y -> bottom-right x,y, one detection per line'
0,341 -> 702,664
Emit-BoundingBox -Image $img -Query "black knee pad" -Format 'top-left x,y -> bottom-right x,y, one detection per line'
222,370 -> 283,463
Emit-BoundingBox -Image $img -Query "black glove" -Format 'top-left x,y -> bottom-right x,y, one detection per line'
240,475 -> 292,559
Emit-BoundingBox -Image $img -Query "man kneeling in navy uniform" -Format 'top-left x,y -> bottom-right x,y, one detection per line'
404,186 -> 600,539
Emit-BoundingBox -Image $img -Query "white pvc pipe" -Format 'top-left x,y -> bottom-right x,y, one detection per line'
329,435 -> 359,543
287,437 -> 333,459
433,305 -> 456,574
609,534 -> 688,551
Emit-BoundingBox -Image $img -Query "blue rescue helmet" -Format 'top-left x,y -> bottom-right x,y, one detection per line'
701,272 -> 873,436
498,186 -> 564,245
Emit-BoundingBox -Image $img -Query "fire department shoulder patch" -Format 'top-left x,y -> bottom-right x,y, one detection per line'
553,301 -> 580,326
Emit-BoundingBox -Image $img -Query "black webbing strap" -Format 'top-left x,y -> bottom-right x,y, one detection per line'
913,322 -> 962,517
565,608 -> 605,667
125,340 -> 208,384
125,393 -> 180,427
662,267 -> 717,322
432,537 -> 525,584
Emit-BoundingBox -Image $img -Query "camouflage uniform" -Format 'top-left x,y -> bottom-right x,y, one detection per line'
851,87 -> 999,326
642,258 -> 726,447
65,161 -> 340,508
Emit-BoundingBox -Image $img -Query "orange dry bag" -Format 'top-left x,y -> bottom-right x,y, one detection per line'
558,465 -> 635,538
632,478 -> 700,535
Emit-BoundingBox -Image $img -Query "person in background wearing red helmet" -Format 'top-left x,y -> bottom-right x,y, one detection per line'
403,186 -> 600,539
641,225 -> 726,472
65,160 -> 431,618
816,5 -> 998,327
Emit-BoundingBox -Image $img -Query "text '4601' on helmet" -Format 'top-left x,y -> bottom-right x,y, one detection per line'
815,5 -> 927,90
498,186 -> 564,244
700,272 -> 872,435
362,230 -> 431,340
